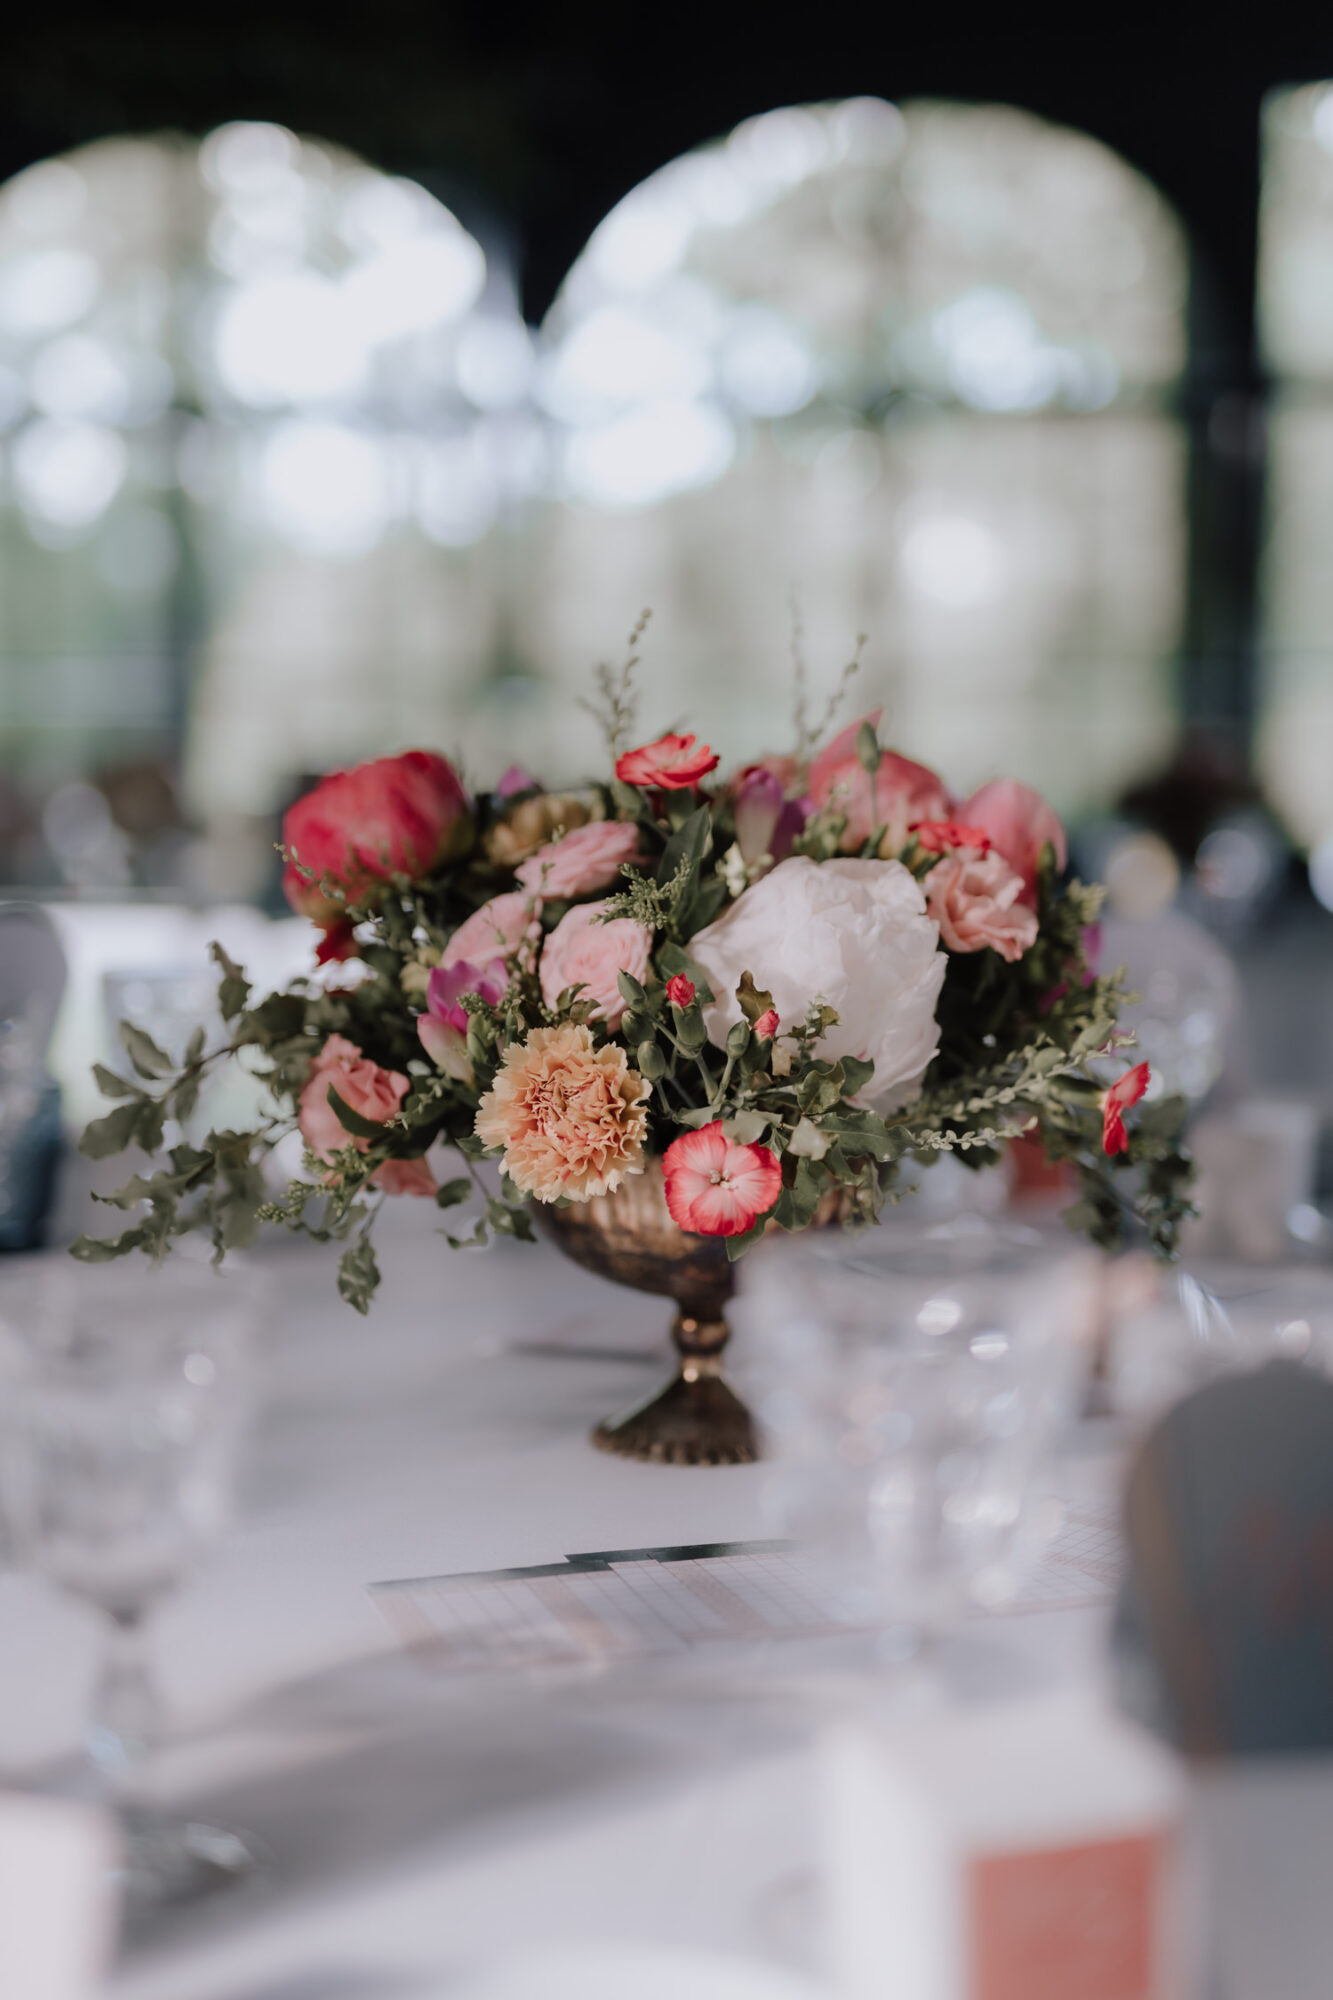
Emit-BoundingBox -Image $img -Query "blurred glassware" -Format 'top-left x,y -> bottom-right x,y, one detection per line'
1097,908 -> 1242,1107
1106,1265 -> 1333,1420
1185,1096 -> 1320,1262
0,904 -> 67,1253
738,1216 -> 1093,1652
0,1249 -> 261,1914
0,1008 -> 50,1246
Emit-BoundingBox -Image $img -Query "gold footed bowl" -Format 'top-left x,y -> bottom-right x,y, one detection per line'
534,1159 -> 754,1467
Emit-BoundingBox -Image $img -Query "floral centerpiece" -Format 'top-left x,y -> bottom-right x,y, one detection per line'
77,643 -> 1192,1459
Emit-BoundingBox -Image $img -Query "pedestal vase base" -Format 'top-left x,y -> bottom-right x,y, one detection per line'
591,1359 -> 757,1466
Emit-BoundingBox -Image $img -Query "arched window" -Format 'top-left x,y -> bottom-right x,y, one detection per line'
0,126 -> 531,893
1256,83 -> 1333,875
523,98 -> 1189,807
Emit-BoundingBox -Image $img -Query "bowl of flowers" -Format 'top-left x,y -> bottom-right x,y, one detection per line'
78,641 -> 1193,1465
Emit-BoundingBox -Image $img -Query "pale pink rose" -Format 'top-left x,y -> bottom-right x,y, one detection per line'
516,820 -> 642,897
475,1022 -> 650,1202
806,709 -> 951,854
538,901 -> 652,1030
926,850 -> 1039,962
297,1034 -> 434,1197
958,779 -> 1066,906
441,893 -> 539,976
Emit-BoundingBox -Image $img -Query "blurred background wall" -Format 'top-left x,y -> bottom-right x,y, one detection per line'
0,1 -> 1330,1148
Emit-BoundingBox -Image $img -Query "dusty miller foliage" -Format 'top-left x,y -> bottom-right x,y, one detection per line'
75,655 -> 1195,1312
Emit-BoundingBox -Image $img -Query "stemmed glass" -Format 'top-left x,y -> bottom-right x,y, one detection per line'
739,1214 -> 1093,1664
0,1248 -> 261,1914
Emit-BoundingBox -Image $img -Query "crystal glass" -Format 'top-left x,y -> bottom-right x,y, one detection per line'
0,1249 -> 261,1912
739,1215 -> 1093,1651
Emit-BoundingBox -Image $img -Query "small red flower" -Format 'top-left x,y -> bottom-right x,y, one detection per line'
314,917 -> 358,965
754,1007 -> 779,1040
662,1122 -> 783,1237
616,732 -> 720,791
666,974 -> 696,1009
909,819 -> 994,856
1101,1061 -> 1150,1155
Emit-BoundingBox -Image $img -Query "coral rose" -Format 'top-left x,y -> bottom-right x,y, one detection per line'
538,901 -> 652,1031
616,732 -> 720,791
516,820 -> 642,897
958,778 -> 1066,906
688,856 -> 945,1114
1102,1061 -> 1150,1156
475,1022 -> 650,1203
485,793 -> 597,868
441,893 -> 540,980
662,1123 -> 782,1237
297,1033 -> 434,1197
283,752 -> 471,940
805,710 -> 950,854
925,849 -> 1039,962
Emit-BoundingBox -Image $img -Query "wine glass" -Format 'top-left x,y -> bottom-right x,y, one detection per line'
739,1215 -> 1093,1660
0,1248 -> 261,1914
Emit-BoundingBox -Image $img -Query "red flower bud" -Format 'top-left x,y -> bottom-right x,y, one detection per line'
666,974 -> 696,1009
754,1007 -> 780,1040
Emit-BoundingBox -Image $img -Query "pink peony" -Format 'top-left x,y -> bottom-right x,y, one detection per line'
297,1034 -> 434,1197
1102,1061 -> 1150,1155
925,849 -> 1039,963
958,778 -> 1066,907
538,901 -> 652,1031
441,893 -> 539,977
516,820 -> 642,898
662,1123 -> 783,1237
283,751 -> 471,946
805,710 -> 950,854
616,732 -> 720,791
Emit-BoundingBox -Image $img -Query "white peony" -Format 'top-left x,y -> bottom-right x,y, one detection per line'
688,856 -> 946,1113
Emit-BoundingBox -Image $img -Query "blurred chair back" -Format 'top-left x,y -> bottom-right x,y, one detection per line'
1114,1360 -> 1333,1755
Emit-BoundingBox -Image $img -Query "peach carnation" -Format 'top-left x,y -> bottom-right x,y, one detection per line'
474,1022 -> 651,1203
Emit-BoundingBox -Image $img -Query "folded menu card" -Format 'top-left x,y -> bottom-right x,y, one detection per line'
373,1504 -> 1120,1674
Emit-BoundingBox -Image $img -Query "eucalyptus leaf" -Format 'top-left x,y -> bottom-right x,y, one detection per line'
119,1020 -> 174,1081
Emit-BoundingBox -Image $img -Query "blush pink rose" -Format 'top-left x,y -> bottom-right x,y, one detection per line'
926,849 -> 1039,962
297,1033 -> 434,1197
441,893 -> 539,977
957,779 -> 1066,906
806,709 -> 951,854
516,820 -> 642,897
538,901 -> 652,1030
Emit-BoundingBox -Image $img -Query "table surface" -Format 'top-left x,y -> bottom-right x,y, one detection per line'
0,1206 -> 1125,2000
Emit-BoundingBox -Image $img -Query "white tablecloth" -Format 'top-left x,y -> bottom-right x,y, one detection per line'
0,1205 -> 1111,1999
